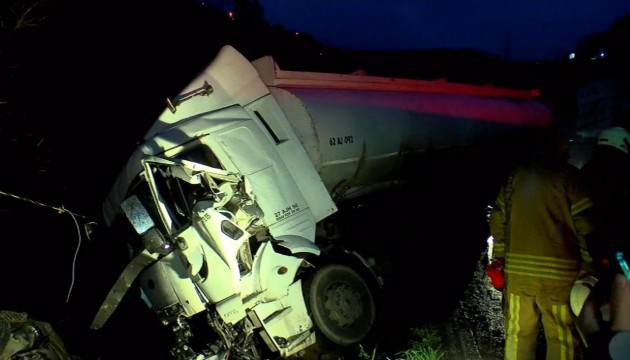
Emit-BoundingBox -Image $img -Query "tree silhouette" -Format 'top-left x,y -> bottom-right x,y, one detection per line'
0,0 -> 48,31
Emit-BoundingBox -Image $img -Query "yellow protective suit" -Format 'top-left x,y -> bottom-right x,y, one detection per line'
489,160 -> 594,360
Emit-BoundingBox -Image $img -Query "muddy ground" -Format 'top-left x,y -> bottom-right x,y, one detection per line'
441,259 -> 506,360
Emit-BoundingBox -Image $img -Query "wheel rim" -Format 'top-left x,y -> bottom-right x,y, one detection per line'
323,282 -> 363,328
308,264 -> 375,346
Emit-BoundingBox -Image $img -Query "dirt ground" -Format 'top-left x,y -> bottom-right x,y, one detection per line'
440,257 -> 506,360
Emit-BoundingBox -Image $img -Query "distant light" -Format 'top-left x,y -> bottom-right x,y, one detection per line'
228,11 -> 234,20
568,53 -> 575,60
591,49 -> 607,61
295,32 -> 299,36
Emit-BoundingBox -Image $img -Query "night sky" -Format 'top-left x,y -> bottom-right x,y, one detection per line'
250,0 -> 630,61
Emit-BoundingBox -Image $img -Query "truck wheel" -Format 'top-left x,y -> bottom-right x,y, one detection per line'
305,264 -> 376,346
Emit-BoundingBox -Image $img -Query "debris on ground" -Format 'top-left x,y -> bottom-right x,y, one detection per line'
0,310 -> 76,360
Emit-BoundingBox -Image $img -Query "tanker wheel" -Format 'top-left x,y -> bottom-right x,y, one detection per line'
305,264 -> 376,347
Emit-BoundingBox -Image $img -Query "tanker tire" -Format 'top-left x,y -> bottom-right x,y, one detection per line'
304,264 -> 376,348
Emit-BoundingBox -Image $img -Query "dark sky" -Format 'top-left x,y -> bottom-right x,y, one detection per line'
253,0 -> 630,61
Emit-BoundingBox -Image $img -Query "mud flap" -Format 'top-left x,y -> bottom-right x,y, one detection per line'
90,249 -> 160,330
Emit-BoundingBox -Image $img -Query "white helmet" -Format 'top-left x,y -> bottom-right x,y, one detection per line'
597,127 -> 630,154
570,275 -> 598,316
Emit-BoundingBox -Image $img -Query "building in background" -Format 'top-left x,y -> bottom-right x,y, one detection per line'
568,53 -> 630,168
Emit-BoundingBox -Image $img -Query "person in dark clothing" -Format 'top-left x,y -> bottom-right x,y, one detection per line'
579,127 -> 630,274
575,126 -> 630,360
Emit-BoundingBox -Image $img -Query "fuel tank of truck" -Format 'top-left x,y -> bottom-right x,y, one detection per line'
251,55 -> 553,201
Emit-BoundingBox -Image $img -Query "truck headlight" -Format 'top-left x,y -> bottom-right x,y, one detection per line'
221,220 -> 244,240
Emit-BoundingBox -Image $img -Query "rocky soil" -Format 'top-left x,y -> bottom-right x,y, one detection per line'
441,257 -> 505,360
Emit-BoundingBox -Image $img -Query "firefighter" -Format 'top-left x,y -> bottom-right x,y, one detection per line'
574,126 -> 630,359
488,131 -> 595,360
579,126 -> 630,274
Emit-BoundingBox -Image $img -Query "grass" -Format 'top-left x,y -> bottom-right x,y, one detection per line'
392,326 -> 446,360
357,325 -> 446,360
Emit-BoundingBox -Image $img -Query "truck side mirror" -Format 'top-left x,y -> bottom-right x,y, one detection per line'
121,195 -> 155,235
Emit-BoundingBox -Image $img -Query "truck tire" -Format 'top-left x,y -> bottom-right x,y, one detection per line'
304,264 -> 376,347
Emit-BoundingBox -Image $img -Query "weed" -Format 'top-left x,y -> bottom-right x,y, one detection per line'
393,326 -> 445,360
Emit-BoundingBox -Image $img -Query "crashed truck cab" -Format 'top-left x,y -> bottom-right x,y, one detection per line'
99,47 -> 341,358
97,45 -> 553,359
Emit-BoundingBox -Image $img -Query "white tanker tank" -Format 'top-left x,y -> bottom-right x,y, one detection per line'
94,45 -> 553,360
251,54 -> 552,201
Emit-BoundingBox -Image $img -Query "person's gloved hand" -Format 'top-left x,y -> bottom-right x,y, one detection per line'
486,258 -> 505,291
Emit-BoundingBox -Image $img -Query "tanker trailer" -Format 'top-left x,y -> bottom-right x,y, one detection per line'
91,45 -> 552,359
